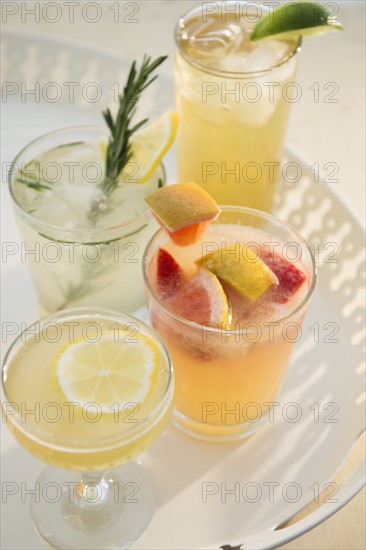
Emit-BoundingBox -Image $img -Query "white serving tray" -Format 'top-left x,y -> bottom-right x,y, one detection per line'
1,29 -> 365,550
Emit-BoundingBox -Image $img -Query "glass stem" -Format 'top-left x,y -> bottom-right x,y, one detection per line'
76,471 -> 110,510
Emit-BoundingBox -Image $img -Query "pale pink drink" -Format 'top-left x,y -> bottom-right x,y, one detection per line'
143,207 -> 316,442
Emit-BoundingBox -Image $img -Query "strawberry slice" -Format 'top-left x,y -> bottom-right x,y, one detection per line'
261,251 -> 307,303
156,248 -> 186,299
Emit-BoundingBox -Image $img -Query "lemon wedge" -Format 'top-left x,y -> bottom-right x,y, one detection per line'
198,244 -> 277,302
100,111 -> 178,184
51,331 -> 159,413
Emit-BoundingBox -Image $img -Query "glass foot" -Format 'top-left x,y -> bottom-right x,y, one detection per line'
31,462 -> 155,549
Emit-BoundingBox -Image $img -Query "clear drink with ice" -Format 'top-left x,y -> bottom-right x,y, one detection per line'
175,2 -> 301,211
9,127 -> 165,314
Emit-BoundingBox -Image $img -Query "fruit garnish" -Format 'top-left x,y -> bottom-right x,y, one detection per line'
198,244 -> 277,302
261,251 -> 307,303
145,181 -> 220,246
251,2 -> 343,42
51,331 -> 159,413
221,281 -> 276,324
126,112 -> 178,184
100,112 -> 177,185
101,55 -> 169,194
156,247 -> 187,299
166,267 -> 231,325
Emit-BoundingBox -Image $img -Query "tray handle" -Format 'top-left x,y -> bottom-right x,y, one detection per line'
227,462 -> 365,550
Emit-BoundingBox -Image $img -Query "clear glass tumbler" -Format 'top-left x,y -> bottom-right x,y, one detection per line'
8,126 -> 166,314
143,206 -> 316,442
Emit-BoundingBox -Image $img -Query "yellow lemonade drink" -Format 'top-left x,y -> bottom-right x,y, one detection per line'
144,206 -> 315,441
175,2 -> 301,211
2,309 -> 173,471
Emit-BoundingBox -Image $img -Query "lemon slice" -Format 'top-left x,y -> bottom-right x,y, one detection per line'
198,244 -> 277,302
101,112 -> 178,185
51,331 -> 159,413
251,2 -> 343,41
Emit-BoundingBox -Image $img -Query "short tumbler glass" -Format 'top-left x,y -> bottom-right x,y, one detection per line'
8,126 -> 166,314
143,206 -> 316,442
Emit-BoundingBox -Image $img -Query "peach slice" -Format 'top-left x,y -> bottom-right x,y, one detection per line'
145,182 -> 221,246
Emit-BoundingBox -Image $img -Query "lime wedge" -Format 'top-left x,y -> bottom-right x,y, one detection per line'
251,2 -> 343,41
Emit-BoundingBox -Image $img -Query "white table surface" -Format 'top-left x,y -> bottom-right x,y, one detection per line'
1,2 -> 365,550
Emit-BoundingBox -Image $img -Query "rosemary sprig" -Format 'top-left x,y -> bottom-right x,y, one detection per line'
16,167 -> 53,191
102,54 -> 167,195
16,179 -> 51,192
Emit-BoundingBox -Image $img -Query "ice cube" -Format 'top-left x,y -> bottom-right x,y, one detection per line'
61,183 -> 104,212
189,22 -> 242,53
182,18 -> 243,61
217,52 -> 250,73
246,40 -> 289,73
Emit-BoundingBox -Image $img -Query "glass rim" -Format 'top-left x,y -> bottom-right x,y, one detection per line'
142,205 -> 317,334
1,307 -> 174,450
174,1 -> 302,78
8,125 -> 166,240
